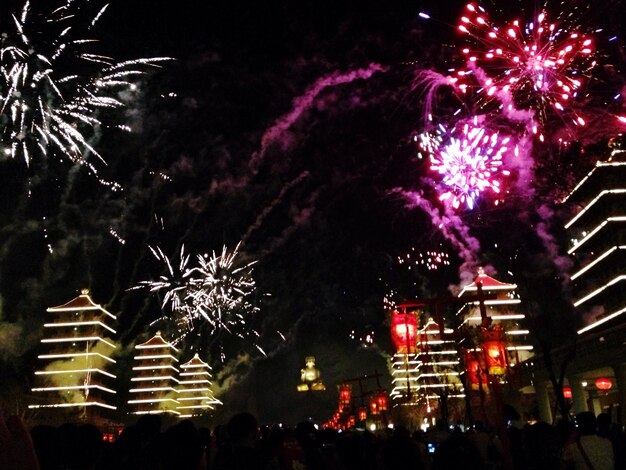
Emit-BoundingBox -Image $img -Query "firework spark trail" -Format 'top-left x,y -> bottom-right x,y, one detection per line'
412,70 -> 462,124
419,118 -> 514,210
391,187 -> 481,287
241,170 -> 311,243
134,243 -> 258,344
453,2 -> 595,128
0,0 -> 171,179
249,63 -> 388,173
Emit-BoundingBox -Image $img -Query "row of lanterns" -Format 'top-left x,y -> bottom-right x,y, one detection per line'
326,384 -> 388,430
562,378 -> 613,399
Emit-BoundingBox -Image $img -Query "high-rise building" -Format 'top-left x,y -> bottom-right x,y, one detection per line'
176,354 -> 221,417
564,136 -> 626,335
128,333 -> 180,416
29,289 -> 117,418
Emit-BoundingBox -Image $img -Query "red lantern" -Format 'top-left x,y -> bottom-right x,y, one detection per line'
464,351 -> 481,390
348,415 -> 356,428
482,327 -> 507,376
339,384 -> 352,406
376,390 -> 388,412
370,397 -> 380,415
563,387 -> 572,399
595,378 -> 613,391
358,407 -> 367,421
391,312 -> 418,354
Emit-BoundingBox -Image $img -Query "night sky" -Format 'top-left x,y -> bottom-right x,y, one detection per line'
1,0 -> 625,424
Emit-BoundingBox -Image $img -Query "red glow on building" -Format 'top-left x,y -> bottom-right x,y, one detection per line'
595,378 -> 613,391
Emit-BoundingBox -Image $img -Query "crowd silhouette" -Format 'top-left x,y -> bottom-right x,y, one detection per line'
1,408 -> 625,469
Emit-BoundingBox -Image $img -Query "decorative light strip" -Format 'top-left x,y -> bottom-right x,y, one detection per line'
129,387 -> 178,393
562,161 -> 626,203
28,402 -> 117,410
458,284 -> 516,297
180,364 -> 211,369
131,409 -> 181,415
38,352 -> 116,363
32,384 -> 116,394
466,314 -> 525,321
177,397 -> 221,403
178,380 -> 210,385
506,330 -> 530,335
417,372 -> 460,378
568,217 -> 626,254
41,336 -> 116,348
134,354 -> 179,361
506,346 -> 534,351
136,337 -> 179,352
578,305 -> 626,335
177,405 -> 216,409
571,246 -> 626,281
391,377 -> 420,383
565,189 -> 626,229
128,398 -> 180,404
420,361 -> 460,366
179,371 -> 211,377
132,365 -> 179,372
35,368 -> 116,378
466,299 -> 522,306
574,275 -> 626,307
131,376 -> 180,382
47,306 -> 116,320
44,321 -> 116,334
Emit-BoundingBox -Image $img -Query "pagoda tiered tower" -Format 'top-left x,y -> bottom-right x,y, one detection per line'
29,289 -> 117,417
456,268 -> 533,367
176,354 -> 221,417
414,319 -> 464,406
128,333 -> 180,416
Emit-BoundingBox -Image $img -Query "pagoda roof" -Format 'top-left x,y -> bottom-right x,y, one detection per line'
136,333 -> 179,352
180,353 -> 210,369
458,268 -> 517,297
47,290 -> 115,319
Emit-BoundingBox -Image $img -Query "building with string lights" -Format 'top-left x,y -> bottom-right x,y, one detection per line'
128,332 -> 181,416
177,354 -> 222,417
456,268 -> 534,367
542,134 -> 626,424
29,290 -> 118,420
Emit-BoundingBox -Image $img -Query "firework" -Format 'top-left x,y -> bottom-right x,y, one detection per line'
452,3 -> 595,126
136,243 -> 258,343
0,0 -> 170,175
419,118 -> 514,209
398,248 -> 451,271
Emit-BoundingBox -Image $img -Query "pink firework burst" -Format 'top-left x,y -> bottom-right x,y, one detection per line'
419,120 -> 514,210
452,3 -> 595,126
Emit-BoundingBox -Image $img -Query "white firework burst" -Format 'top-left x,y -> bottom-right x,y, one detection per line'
0,0 -> 170,178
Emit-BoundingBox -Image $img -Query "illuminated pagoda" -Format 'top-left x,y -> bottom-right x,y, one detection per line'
456,268 -> 533,369
128,332 -> 180,416
414,318 -> 464,410
389,306 -> 420,403
29,289 -> 117,418
176,354 -> 222,418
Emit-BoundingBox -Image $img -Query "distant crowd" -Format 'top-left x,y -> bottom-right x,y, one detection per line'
1,408 -> 625,469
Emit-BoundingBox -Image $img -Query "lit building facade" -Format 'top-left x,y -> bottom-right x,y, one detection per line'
128,333 -> 180,416
29,289 -> 117,417
177,353 -> 221,417
542,136 -> 626,425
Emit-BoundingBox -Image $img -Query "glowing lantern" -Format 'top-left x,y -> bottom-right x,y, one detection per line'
348,415 -> 356,428
563,387 -> 572,399
464,351 -> 481,390
595,378 -> 612,391
358,407 -> 367,421
376,390 -> 388,412
370,398 -> 380,415
339,384 -> 352,406
482,327 -> 507,376
391,312 -> 418,354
